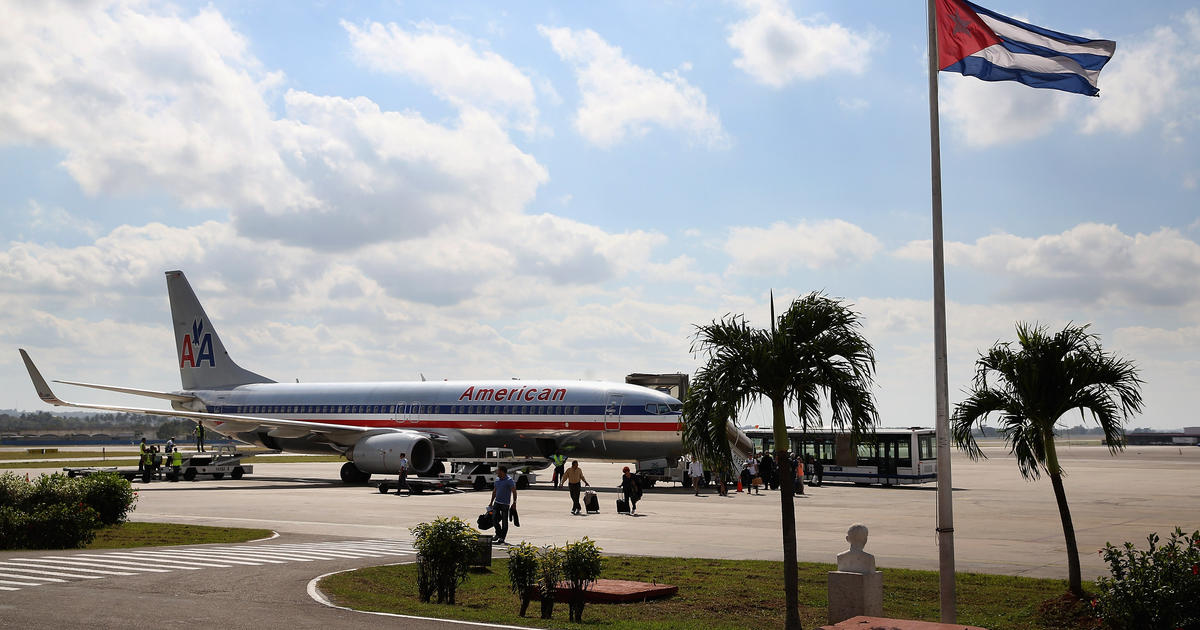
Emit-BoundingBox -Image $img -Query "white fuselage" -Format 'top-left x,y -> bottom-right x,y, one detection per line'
185,379 -> 685,462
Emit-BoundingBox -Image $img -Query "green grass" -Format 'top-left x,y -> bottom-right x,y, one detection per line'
85,522 -> 274,549
321,557 -> 1099,629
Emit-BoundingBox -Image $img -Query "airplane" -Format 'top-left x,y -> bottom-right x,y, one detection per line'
19,270 -> 693,485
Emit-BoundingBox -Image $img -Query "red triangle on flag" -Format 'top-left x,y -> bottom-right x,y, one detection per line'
937,0 -> 1002,69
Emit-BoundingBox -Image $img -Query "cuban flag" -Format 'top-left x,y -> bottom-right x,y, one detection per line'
937,0 -> 1115,96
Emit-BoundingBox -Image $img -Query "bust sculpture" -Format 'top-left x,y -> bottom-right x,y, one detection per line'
835,523 -> 876,574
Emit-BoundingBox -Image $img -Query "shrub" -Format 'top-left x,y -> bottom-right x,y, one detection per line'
21,502 -> 102,549
410,516 -> 480,604
506,542 -> 540,617
80,472 -> 137,525
561,537 -> 604,622
0,472 -> 137,549
536,544 -> 562,619
1094,527 -> 1200,630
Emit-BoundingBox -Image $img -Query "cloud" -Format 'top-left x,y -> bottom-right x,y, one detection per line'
895,223 -> 1200,306
1082,10 -> 1200,139
342,19 -> 540,133
724,219 -> 882,275
940,76 -> 1074,147
538,26 -> 728,148
0,1 -> 548,251
726,0 -> 877,87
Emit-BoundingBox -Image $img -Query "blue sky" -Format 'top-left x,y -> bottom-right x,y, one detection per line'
2,0 -> 1197,430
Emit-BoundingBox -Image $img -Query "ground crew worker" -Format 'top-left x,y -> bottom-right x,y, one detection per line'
193,422 -> 205,452
170,449 -> 183,481
138,437 -> 148,471
550,453 -> 567,488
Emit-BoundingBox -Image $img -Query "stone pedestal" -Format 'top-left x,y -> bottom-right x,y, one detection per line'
827,570 -> 883,625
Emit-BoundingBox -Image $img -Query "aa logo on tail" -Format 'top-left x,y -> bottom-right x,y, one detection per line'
180,320 -> 215,368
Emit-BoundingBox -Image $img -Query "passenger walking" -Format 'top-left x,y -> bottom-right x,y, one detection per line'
550,453 -> 567,489
814,458 -> 824,486
747,454 -> 761,495
396,452 -> 409,495
489,466 -> 517,545
687,457 -> 704,496
619,466 -> 641,514
565,460 -> 590,514
760,452 -> 776,490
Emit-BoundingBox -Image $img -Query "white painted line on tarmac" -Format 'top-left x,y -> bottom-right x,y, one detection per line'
154,549 -> 284,564
0,578 -> 41,586
73,552 -> 205,570
0,565 -> 102,580
0,572 -> 65,583
0,561 -> 133,576
98,551 -> 232,568
33,557 -> 171,573
306,563 -> 540,630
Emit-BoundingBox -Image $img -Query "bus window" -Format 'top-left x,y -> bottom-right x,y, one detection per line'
856,443 -> 877,467
919,435 -> 936,460
897,440 -> 911,466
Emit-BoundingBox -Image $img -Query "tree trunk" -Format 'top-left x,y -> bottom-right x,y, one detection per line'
1044,432 -> 1083,598
772,397 -> 802,629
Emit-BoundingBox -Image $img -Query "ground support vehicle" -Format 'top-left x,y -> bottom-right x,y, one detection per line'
441,447 -> 545,491
376,477 -> 458,494
62,445 -> 253,483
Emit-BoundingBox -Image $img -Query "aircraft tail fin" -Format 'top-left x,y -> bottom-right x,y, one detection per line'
166,270 -> 274,390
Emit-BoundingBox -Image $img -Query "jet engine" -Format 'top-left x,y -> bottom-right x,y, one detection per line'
349,431 -> 436,475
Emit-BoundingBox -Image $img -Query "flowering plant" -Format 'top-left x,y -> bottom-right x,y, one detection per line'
1094,527 -> 1200,629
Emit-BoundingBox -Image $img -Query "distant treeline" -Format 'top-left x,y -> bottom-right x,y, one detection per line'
972,424 -> 1166,437
0,412 -> 196,439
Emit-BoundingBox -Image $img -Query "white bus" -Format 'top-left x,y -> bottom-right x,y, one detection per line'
743,427 -> 938,486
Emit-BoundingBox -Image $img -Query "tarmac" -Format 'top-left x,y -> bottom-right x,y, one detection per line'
4,443 -> 1197,580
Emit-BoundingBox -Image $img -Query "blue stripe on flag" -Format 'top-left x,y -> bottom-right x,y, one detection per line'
997,40 -> 1113,72
965,0 -> 1100,46
945,56 -> 1100,96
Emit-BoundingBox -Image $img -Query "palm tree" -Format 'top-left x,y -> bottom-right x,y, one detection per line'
689,292 -> 879,629
951,322 -> 1143,598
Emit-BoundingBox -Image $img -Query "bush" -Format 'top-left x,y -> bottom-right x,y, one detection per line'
536,544 -> 562,619
410,516 -> 480,604
0,472 -> 136,549
506,542 -> 540,617
80,472 -> 137,525
1094,527 -> 1200,630
561,537 -> 604,622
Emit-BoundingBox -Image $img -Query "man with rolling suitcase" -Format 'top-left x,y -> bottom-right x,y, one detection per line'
564,460 -> 590,515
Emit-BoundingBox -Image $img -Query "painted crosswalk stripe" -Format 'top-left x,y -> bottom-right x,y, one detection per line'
141,550 -> 264,566
0,560 -> 134,576
0,578 -> 42,587
32,557 -> 171,573
0,573 -> 65,583
42,555 -> 181,571
0,586 -> 20,591
154,550 -> 283,565
79,552 -> 207,570
0,565 -> 103,580
92,551 -> 232,568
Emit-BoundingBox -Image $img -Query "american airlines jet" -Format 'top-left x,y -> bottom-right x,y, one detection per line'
19,270 -> 688,484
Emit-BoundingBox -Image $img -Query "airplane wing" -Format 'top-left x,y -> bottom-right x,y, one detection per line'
52,379 -> 198,403
19,349 -> 374,447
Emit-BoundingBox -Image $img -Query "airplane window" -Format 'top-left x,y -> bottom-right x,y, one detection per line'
519,406 -> 527,414
573,406 -> 579,414
645,403 -> 656,414
659,404 -> 670,414
669,403 -> 682,412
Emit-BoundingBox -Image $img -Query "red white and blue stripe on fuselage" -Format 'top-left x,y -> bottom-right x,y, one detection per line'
194,380 -> 684,460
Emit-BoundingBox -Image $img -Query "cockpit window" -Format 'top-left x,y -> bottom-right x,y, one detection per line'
668,403 -> 682,412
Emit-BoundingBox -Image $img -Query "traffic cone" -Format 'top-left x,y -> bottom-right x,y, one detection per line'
25,473 -> 30,482
736,478 -> 743,493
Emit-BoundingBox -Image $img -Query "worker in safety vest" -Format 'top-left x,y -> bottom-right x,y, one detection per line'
170,449 -> 183,481
193,422 -> 205,452
138,437 -> 147,471
550,453 -> 567,489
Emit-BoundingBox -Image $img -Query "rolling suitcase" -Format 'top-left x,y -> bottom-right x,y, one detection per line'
616,497 -> 629,514
584,490 -> 599,514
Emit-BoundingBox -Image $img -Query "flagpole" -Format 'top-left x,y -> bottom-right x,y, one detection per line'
926,0 -> 957,623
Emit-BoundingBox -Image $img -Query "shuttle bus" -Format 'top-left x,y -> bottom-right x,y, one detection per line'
742,427 -> 937,486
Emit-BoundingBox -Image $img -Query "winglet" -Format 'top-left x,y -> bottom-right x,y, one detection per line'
18,349 -> 68,406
